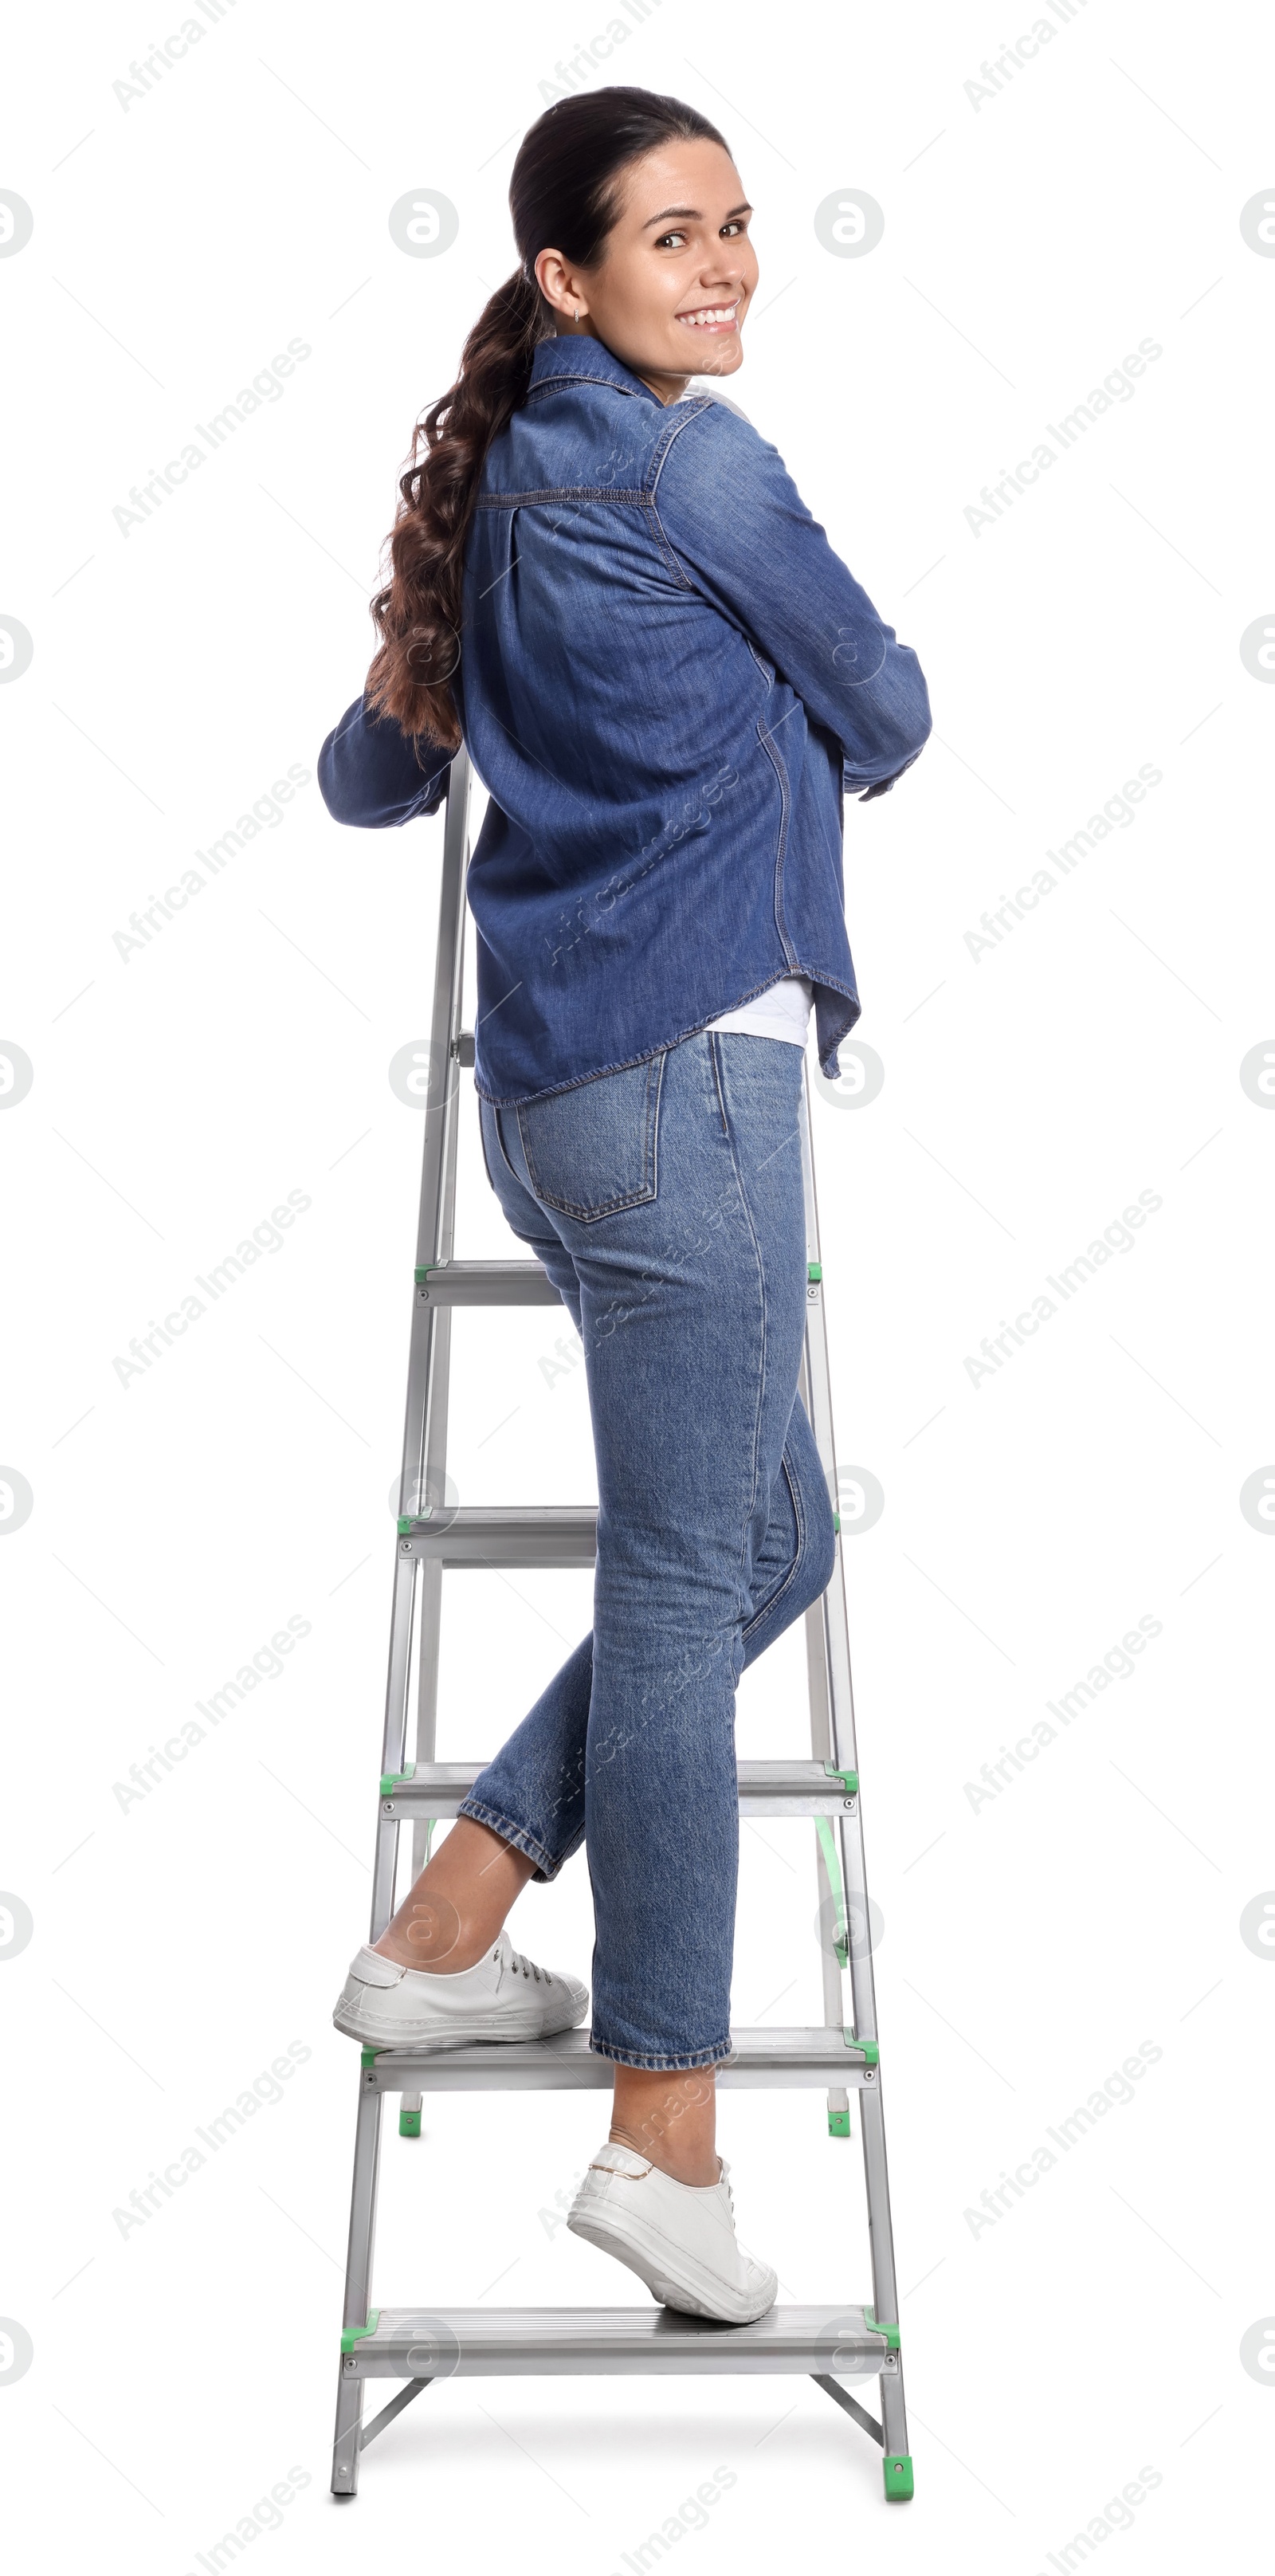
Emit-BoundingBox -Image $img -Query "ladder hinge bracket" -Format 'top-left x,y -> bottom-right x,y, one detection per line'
864,2309 -> 900,2350
340,2310 -> 381,2354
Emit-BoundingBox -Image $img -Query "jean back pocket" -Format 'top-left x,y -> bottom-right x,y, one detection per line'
515,1053 -> 666,1222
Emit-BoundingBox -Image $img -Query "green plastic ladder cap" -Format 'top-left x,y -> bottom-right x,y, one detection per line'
340,2309 -> 381,2354
832,1510 -> 842,1533
827,2108 -> 850,2137
379,1763 -> 417,1795
397,1514 -> 414,1536
360,2047 -> 379,2071
844,2032 -> 879,2064
883,2454 -> 914,2501
398,2107 -> 422,2138
807,1261 -> 822,1282
823,1762 -> 859,1795
414,1266 -> 428,1285
864,2308 -> 900,2350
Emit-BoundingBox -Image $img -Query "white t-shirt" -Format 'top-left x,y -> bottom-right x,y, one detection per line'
707,975 -> 813,1048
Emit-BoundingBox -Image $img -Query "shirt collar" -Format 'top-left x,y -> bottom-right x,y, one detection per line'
528,332 -> 662,406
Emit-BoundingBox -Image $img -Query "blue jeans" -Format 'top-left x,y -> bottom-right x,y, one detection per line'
458,1032 -> 837,2070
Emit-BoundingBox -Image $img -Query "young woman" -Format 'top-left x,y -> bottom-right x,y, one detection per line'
320,85 -> 930,2327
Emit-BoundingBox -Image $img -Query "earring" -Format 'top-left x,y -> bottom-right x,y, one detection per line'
574,304 -> 580,319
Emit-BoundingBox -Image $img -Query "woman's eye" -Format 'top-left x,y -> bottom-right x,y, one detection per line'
655,220 -> 747,249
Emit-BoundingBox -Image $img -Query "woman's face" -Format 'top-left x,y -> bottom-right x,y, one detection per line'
535,139 -> 759,406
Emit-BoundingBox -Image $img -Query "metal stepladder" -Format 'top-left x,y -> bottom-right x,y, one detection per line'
332,750 -> 912,2501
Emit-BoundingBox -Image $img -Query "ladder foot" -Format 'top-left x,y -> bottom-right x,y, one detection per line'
883,2453 -> 914,2502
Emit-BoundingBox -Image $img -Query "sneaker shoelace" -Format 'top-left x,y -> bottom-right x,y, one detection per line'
502,1942 -> 548,1985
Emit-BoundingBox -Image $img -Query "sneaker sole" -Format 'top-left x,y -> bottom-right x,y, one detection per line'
567,2204 -> 777,2326
332,1998 -> 587,2052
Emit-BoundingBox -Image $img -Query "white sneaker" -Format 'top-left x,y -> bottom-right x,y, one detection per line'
567,2139 -> 778,2324
332,1931 -> 589,2052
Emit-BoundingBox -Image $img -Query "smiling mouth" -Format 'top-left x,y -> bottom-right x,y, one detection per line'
674,300 -> 740,331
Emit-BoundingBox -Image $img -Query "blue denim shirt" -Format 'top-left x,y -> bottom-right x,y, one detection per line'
319,332 -> 931,1103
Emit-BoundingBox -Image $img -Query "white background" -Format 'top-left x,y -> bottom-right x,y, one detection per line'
2,0 -> 1273,2566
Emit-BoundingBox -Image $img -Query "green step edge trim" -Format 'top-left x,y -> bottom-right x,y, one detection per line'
863,2308 -> 900,2350
883,2454 -> 914,2502
397,1514 -> 414,1534
340,2310 -> 380,2354
842,2032 -> 880,2064
807,1261 -> 822,1282
822,1761 -> 859,1796
398,2107 -> 422,2138
379,1763 -> 417,1796
360,2047 -> 379,2070
826,2107 -> 850,2137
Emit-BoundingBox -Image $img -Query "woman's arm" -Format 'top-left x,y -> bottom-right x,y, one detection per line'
317,691 -> 456,827
651,404 -> 932,791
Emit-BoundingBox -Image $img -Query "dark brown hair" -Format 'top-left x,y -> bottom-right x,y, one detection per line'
365,86 -> 728,749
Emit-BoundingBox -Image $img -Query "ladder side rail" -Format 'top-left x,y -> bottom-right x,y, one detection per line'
798,1076 -> 881,2048
332,2083 -> 384,2493
799,1069 -> 905,2362
860,2088 -> 904,2361
799,1560 -> 850,2119
410,791 -> 472,1877
338,764 -> 474,2494
402,746 -> 473,1509
375,754 -> 469,1925
371,1554 -> 418,1936
797,1077 -> 861,1780
414,745 -> 473,1274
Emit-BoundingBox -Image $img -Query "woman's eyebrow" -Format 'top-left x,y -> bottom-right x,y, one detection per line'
641,202 -> 753,230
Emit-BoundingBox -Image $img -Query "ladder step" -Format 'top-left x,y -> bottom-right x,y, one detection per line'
344,2304 -> 892,2378
416,1260 -> 559,1306
359,2025 -> 876,2092
399,1506 -> 596,1566
382,1759 -> 857,1817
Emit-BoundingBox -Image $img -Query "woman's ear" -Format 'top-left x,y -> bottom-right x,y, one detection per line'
535,247 -> 589,322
